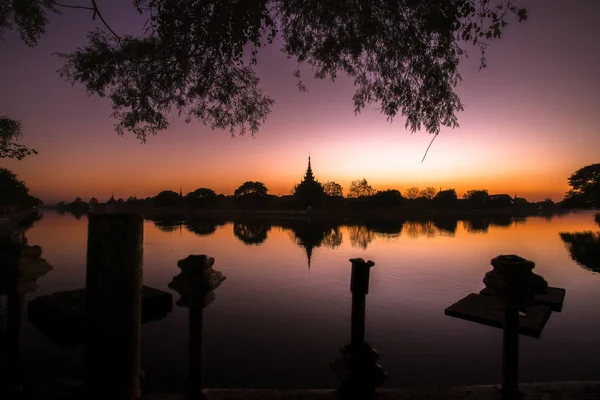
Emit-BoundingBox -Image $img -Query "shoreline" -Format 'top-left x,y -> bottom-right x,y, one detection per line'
140,207 -> 569,222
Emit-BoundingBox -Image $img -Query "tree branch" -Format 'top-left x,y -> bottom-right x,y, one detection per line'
90,0 -> 121,45
54,0 -> 121,45
421,133 -> 438,163
54,2 -> 94,11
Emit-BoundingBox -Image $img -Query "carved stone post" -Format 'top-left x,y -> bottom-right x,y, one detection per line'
332,258 -> 386,400
84,213 -> 143,400
169,255 -> 225,400
0,240 -> 53,396
483,255 -> 548,400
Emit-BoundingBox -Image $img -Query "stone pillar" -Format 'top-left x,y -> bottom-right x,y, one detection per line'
332,258 -> 386,400
169,255 -> 226,400
349,258 -> 374,347
0,238 -> 53,396
84,213 -> 143,400
483,255 -> 548,400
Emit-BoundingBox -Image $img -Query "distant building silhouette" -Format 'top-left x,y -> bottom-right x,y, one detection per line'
294,155 -> 325,208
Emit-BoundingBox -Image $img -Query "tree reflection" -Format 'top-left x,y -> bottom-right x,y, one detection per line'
464,216 -> 490,234
152,219 -> 184,233
348,225 -> 376,249
364,220 -> 403,239
560,231 -> 600,273
489,214 -> 513,228
432,216 -> 458,235
233,221 -> 271,245
185,219 -> 222,236
405,221 -> 437,238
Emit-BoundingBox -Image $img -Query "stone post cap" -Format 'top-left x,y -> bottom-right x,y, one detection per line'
349,258 -> 375,268
170,254 -> 225,308
350,258 -> 375,295
177,255 -> 215,273
484,254 -> 548,307
491,255 -> 535,275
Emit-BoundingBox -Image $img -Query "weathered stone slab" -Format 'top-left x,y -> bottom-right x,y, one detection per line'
479,286 -> 566,312
28,286 -> 173,348
444,293 -> 552,338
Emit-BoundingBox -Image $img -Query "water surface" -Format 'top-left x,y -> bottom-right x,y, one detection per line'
12,210 -> 600,389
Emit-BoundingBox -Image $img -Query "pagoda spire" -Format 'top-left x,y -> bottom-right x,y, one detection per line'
303,154 -> 315,182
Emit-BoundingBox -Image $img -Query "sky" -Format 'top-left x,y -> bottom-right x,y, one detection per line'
1,0 -> 599,204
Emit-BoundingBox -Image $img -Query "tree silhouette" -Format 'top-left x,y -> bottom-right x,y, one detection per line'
233,221 -> 271,245
186,188 -> 217,208
434,189 -> 458,209
154,190 -> 181,208
0,168 -> 39,207
372,189 -> 403,207
405,187 -> 420,200
563,164 -> 600,208
0,116 -> 37,160
463,189 -> 489,209
1,1 -> 527,140
323,181 -> 343,198
347,179 -> 376,198
234,181 -> 268,198
419,187 -> 438,200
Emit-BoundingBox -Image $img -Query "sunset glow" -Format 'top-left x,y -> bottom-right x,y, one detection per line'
1,0 -> 598,203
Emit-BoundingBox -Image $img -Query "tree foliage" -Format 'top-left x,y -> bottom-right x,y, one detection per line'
373,189 -> 403,206
153,190 -> 181,207
323,181 -> 343,197
0,168 -> 39,206
347,179 -> 376,198
186,188 -> 217,207
0,116 -> 37,160
463,189 -> 489,208
234,181 -> 268,198
564,164 -> 600,208
405,187 -> 420,200
419,187 -> 438,200
1,0 -> 528,141
434,189 -> 458,208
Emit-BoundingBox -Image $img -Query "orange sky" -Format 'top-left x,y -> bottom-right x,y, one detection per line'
1,0 -> 599,203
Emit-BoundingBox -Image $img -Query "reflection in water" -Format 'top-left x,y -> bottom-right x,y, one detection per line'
432,216 -> 458,236
233,221 -> 271,245
348,225 -> 377,249
363,220 -> 403,238
405,221 -> 437,238
560,231 -> 600,273
284,221 -> 342,268
185,219 -> 224,236
322,227 -> 343,249
153,218 -> 184,233
464,216 -> 490,234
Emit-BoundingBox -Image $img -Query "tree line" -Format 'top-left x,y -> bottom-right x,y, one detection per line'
4,162 -> 597,214
55,179 -> 557,215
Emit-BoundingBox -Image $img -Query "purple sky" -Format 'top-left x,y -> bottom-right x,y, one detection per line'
1,0 -> 599,203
